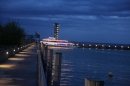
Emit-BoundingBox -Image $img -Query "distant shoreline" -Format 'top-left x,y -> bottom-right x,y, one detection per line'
72,41 -> 130,46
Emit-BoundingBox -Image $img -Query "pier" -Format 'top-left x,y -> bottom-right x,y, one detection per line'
75,43 -> 130,50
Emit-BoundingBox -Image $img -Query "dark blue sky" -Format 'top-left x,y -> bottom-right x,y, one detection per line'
0,0 -> 130,44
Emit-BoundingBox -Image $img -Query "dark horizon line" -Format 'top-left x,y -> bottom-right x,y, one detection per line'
70,41 -> 130,45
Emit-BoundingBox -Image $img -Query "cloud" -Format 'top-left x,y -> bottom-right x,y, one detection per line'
0,0 -> 130,17
0,0 -> 130,43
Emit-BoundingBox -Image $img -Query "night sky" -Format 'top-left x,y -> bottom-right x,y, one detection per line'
0,0 -> 130,44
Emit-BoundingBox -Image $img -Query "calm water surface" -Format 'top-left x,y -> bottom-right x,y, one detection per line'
54,48 -> 130,86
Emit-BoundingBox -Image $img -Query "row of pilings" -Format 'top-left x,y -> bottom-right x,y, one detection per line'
74,43 -> 130,50
38,42 -> 62,86
38,42 -> 105,86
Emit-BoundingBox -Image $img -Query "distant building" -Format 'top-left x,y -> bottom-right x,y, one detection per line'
54,23 -> 60,40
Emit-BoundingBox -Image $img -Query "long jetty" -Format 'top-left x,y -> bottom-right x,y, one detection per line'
74,43 -> 130,50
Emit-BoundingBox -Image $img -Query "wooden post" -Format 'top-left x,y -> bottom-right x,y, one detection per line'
84,78 -> 104,86
47,49 -> 53,86
53,52 -> 62,86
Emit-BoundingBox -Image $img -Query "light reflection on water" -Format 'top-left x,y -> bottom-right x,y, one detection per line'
54,48 -> 130,86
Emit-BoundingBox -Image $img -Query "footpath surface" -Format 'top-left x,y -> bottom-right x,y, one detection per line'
0,44 -> 38,86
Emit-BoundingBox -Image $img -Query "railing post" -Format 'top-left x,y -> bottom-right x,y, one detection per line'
44,45 -> 48,76
41,43 -> 45,54
41,43 -> 45,63
53,52 -> 62,86
84,78 -> 104,86
47,49 -> 53,86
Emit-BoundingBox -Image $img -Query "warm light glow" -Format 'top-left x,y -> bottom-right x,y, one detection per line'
83,44 -> 84,46
96,45 -> 97,47
121,46 -> 123,48
108,45 -> 110,47
18,48 -> 19,49
21,47 -> 22,48
76,44 -> 78,46
14,49 -> 15,51
115,46 -> 116,47
102,45 -> 104,47
8,58 -> 24,61
6,52 -> 8,54
89,44 -> 91,46
0,64 -> 15,68
15,53 -> 30,56
128,46 -> 129,48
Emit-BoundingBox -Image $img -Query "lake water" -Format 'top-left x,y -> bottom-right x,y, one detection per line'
54,48 -> 130,86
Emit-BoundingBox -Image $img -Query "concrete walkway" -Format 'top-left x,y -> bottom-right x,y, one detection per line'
0,44 -> 38,86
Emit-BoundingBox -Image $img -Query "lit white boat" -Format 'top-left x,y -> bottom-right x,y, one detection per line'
42,37 -> 75,49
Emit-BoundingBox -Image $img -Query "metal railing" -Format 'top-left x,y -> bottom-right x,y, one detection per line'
38,42 -> 63,86
37,50 -> 47,86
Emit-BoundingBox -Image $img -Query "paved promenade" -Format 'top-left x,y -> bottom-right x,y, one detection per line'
0,44 -> 38,86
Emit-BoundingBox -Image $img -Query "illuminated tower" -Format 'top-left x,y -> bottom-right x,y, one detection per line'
54,23 -> 59,40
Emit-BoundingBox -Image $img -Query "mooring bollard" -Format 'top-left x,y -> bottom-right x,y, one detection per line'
53,52 -> 62,86
47,49 -> 53,86
84,78 -> 104,86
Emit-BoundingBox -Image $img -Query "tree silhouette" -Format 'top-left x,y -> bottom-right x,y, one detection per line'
0,21 -> 26,46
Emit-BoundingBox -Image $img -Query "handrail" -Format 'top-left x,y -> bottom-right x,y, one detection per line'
37,50 -> 47,86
